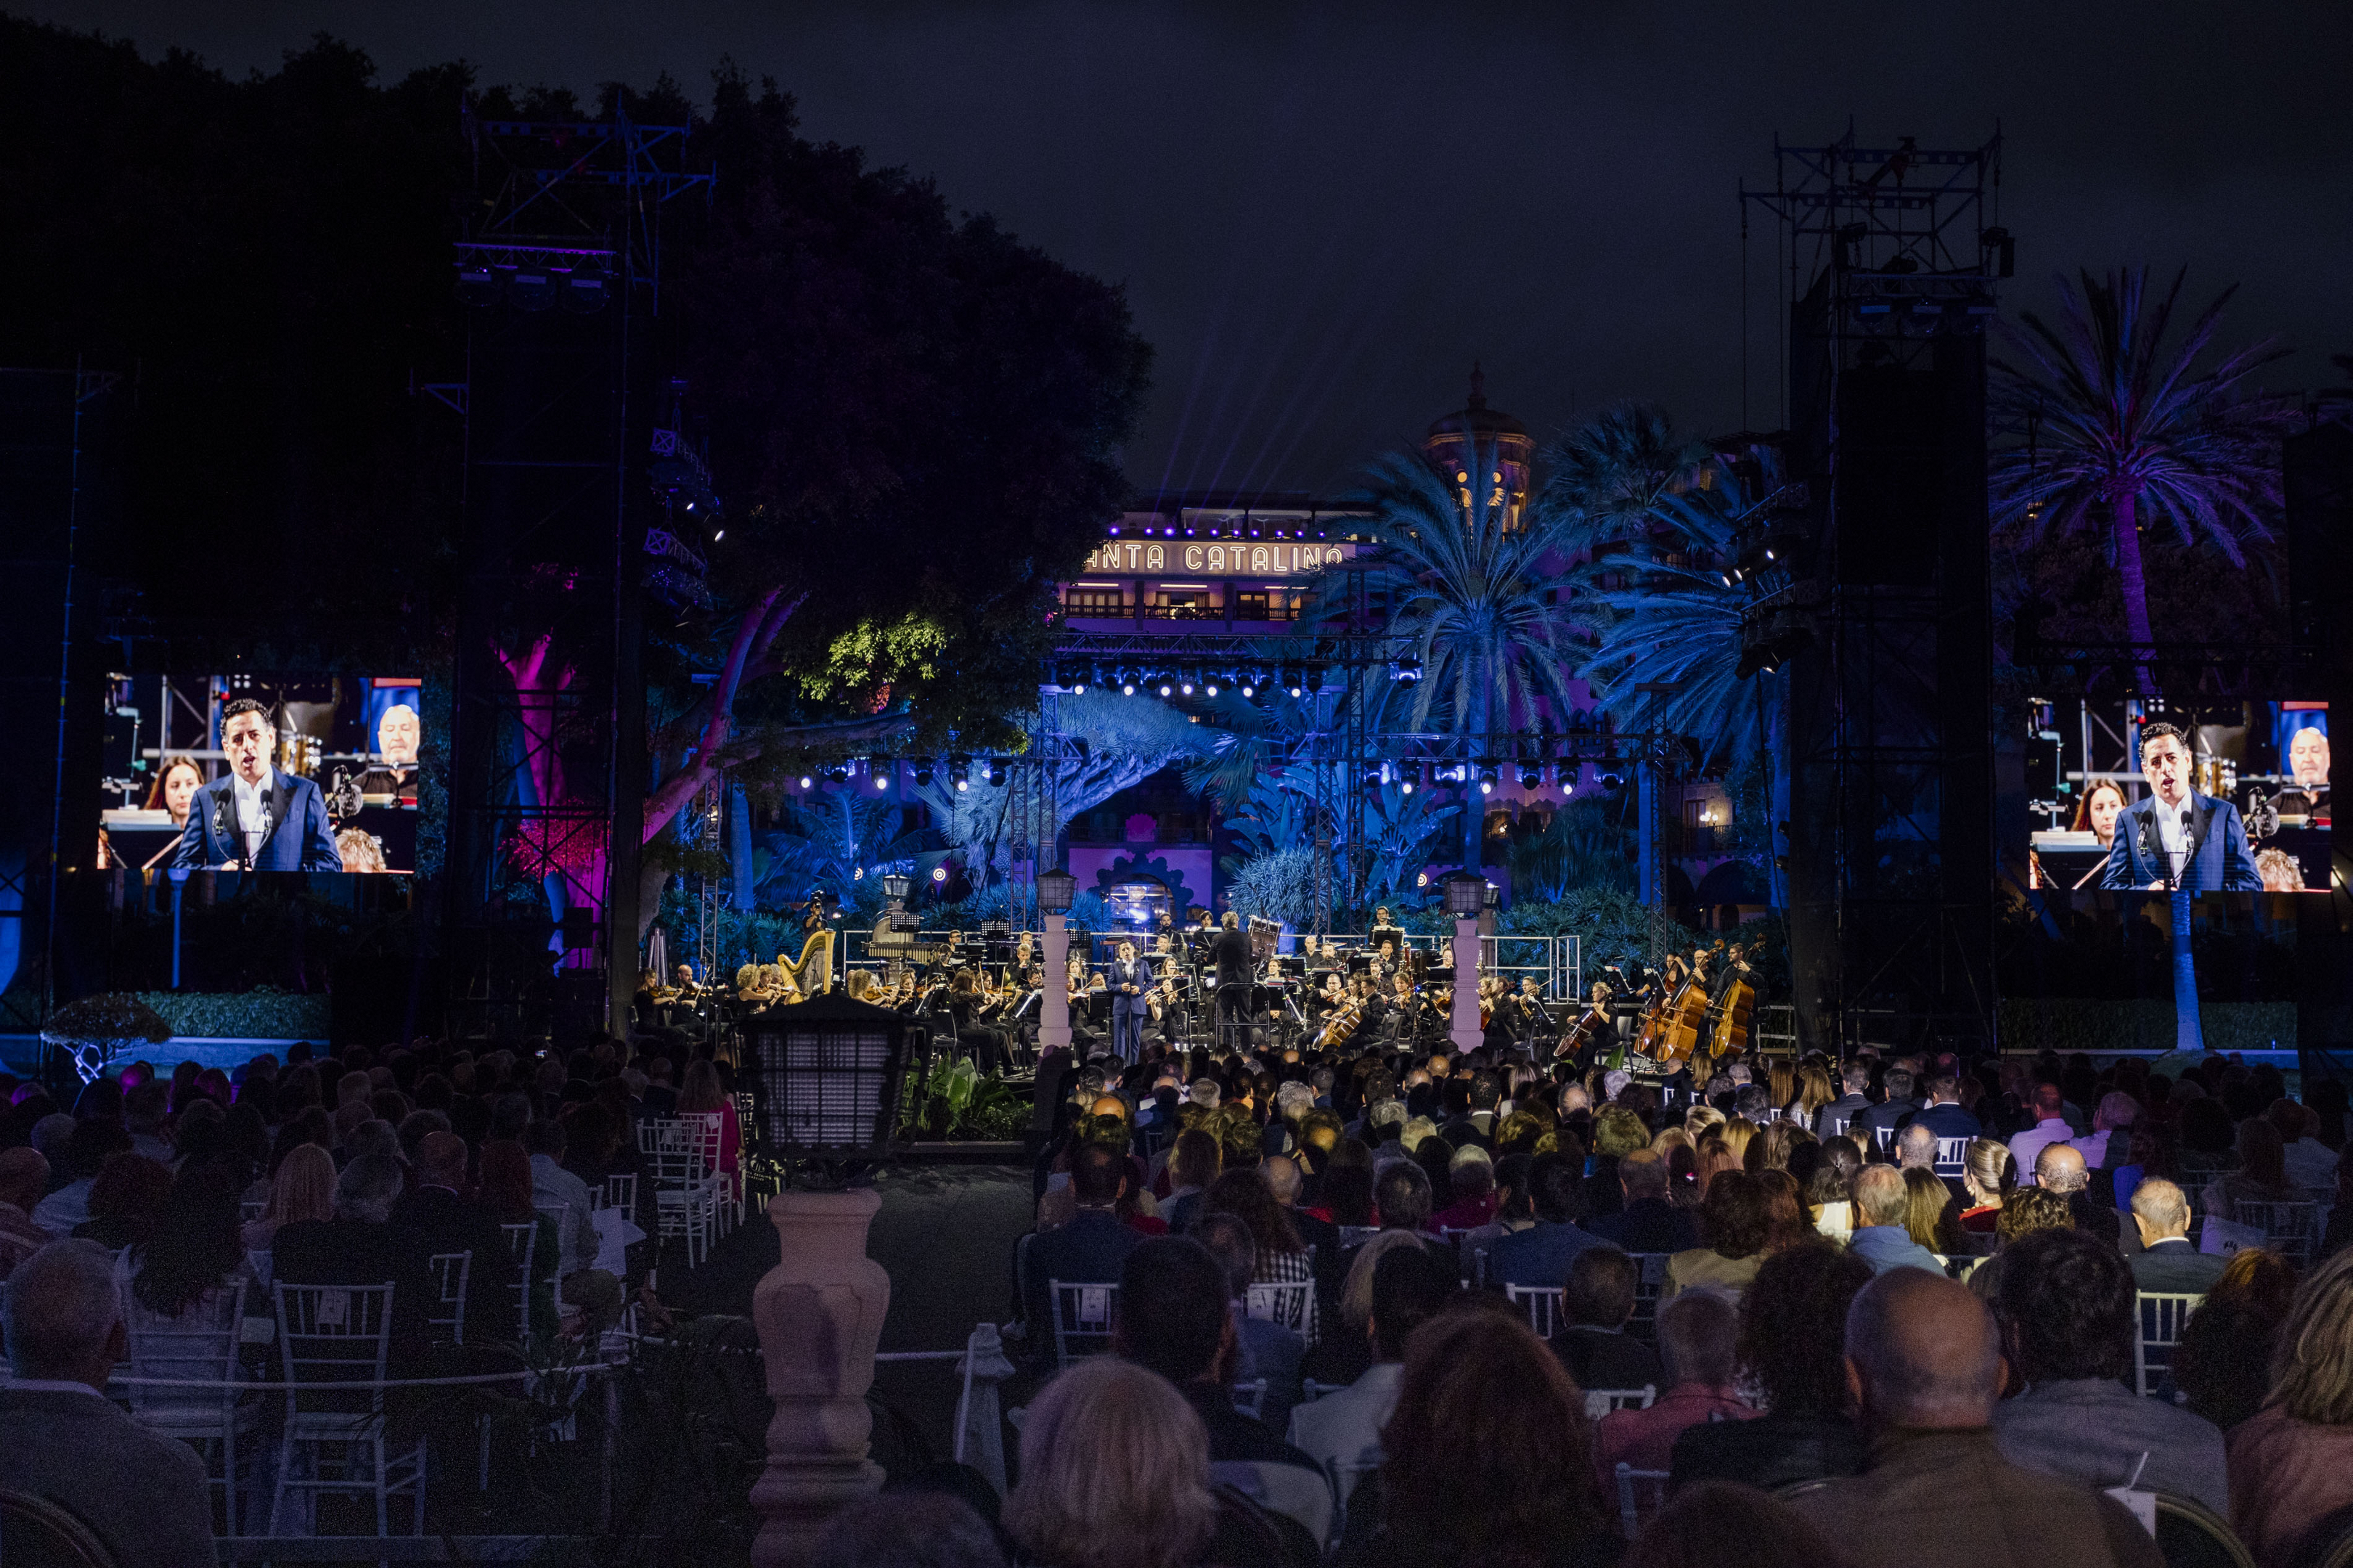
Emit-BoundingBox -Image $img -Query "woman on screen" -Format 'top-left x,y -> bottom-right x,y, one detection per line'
2256,847 -> 2306,892
144,755 -> 205,829
2071,779 -> 2127,850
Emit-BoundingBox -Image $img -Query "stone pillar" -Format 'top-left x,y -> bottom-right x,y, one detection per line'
1451,914 -> 1483,1053
1040,912 -> 1072,1053
749,1188 -> 890,1568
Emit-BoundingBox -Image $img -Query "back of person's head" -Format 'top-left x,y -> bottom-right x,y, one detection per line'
1593,1105 -> 1649,1159
1383,1306 -> 1607,1551
4,1239 -> 121,1381
1004,1357 -> 1214,1568
1995,1185 -> 2075,1247
1169,1128 -> 1220,1193
2034,1140 -> 2088,1195
1621,1479 -> 1854,1568
809,1491 -> 1005,1568
0,1146 -> 48,1211
1841,1061 -> 1871,1093
1375,1159 -> 1433,1233
1339,1230 -> 1426,1332
2032,1082 -> 2064,1117
1448,1143 -> 1495,1198
1924,1074 -> 1960,1105
1965,1138 -> 2016,1204
1069,1141 -> 1125,1208
334,1152 -> 406,1224
1846,1267 -> 2002,1432
1894,1122 -> 1937,1169
1699,1169 -> 1771,1259
1565,1244 -> 1640,1330
1369,1242 -> 1457,1362
2129,1177 -> 2191,1238
1529,1151 -> 1587,1224
1738,1243 -> 1873,1418
1114,1238 -> 1229,1385
1656,1288 -> 1740,1389
131,1161 -> 244,1317
1190,1211 -> 1255,1302
1852,1164 -> 1908,1229
416,1130 -> 470,1191
490,1091 -> 534,1141
1994,1228 -> 2134,1386
343,1119 -> 401,1166
1262,1153 -> 1302,1205
1883,1068 -> 1914,1102
62,1117 -> 129,1180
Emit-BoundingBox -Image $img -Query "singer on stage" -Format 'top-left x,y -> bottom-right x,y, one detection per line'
2100,721 -> 2265,892
171,698 -> 344,872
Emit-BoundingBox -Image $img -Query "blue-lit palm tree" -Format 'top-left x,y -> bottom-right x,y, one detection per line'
1536,401 -> 1714,555
1308,440 -> 1586,868
1989,267 -> 2294,685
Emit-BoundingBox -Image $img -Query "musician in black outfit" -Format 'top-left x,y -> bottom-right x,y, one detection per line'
1210,911 -> 1255,1043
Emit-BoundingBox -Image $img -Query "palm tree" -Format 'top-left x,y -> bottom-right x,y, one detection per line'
1310,439 -> 1587,868
1536,401 -> 1714,555
1988,266 -> 2295,687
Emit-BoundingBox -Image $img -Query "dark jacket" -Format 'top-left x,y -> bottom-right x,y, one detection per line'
1586,1198 -> 1700,1256
171,768 -> 343,871
1019,1209 -> 1142,1360
1671,1410 -> 1867,1495
0,1388 -> 216,1568
2129,1236 -> 2229,1297
1487,1220 -> 1612,1291
270,1217 -> 433,1337
391,1185 -> 521,1346
1552,1326 -> 1663,1395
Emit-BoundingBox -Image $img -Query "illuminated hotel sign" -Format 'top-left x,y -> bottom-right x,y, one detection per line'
1083,538 -> 1352,575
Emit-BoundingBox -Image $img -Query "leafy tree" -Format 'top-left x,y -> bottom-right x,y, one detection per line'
1501,795 -> 1638,902
1536,401 -> 1713,556
1988,267 -> 2295,687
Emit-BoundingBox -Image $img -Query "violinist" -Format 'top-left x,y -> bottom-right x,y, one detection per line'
1146,974 -> 1189,1045
945,969 -> 1009,1074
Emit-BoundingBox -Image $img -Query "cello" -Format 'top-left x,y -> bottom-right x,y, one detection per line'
1707,943 -> 1758,1066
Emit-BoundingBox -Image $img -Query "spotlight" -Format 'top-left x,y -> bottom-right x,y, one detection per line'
1282,666 -> 1304,698
1179,677 -> 1194,696
1204,681 -> 1219,697
873,765 -> 892,791
1477,760 -> 1499,795
1400,777 -> 1414,795
455,264 -> 500,308
560,269 -> 610,314
1600,772 -> 1623,793
1157,674 -> 1174,698
948,753 -> 973,793
913,760 -> 935,788
1520,764 -> 1543,791
984,758 -> 1007,788
1240,682 -> 1256,699
509,269 -> 557,311
1363,763 -> 1386,788
1391,655 -> 1422,685
931,865 -> 949,883
824,765 -> 849,785
798,774 -> 814,791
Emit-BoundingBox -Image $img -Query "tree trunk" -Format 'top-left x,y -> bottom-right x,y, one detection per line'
2112,490 -> 2155,691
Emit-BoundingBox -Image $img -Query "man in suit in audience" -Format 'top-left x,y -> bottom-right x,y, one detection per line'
1549,1244 -> 1664,1394
1814,1060 -> 1872,1143
0,1240 -> 217,1568
1019,1142 -> 1143,1367
393,1131 -> 520,1345
1911,1074 -> 1983,1141
1852,1066 -> 1919,1148
1488,1153 -> 1610,1289
1583,1150 -> 1700,1256
2035,1144 -> 2120,1247
2125,1178 -> 2228,1296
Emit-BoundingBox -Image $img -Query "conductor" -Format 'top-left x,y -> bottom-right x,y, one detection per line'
1210,911 -> 1255,1044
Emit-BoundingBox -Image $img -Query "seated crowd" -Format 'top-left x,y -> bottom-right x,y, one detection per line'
975,1037 -> 2353,1567
0,1034 -> 738,1556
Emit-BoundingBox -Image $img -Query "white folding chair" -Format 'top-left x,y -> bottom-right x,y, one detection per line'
126,1279 -> 253,1534
1934,1138 -> 1970,1177
1337,1225 -> 1381,1249
1046,1279 -> 1119,1367
1828,1116 -> 1852,1139
426,1251 -> 472,1345
1627,1252 -> 1672,1341
640,1118 -> 722,1266
1328,1458 -> 1382,1546
1300,1380 -> 1349,1404
1244,1281 -> 1313,1338
1504,1283 -> 1564,1339
2235,1200 -> 2320,1267
1583,1384 -> 1656,1421
596,1172 -> 639,1215
1872,1125 -> 1895,1151
2134,1291 -> 2205,1398
270,1281 -> 425,1537
1615,1462 -> 1670,1536
1231,1378 -> 1268,1421
500,1220 -> 541,1343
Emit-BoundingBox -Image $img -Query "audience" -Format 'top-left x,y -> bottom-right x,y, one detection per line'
1114,1236 -> 1322,1480
1956,1137 -> 2013,1233
1289,1243 -> 1456,1519
1335,1304 -> 1617,1568
1663,1169 -> 1771,1297
1585,1148 -> 1699,1254
0,1239 -> 219,1567
1627,1480 -> 1855,1568
1785,1268 -> 2162,1567
2227,1249 -> 2353,1565
2125,1176 -> 2227,1294
1671,1244 -> 1870,1491
1989,1228 -> 2228,1511
1843,1165 -> 1941,1275
1592,1289 -> 1752,1490
1487,1151 -> 1607,1289
394,1130 -> 521,1345
0,1144 -> 50,1276
1003,1356 -> 1218,1568
1551,1244 -> 1664,1393
1193,1209 -> 1305,1434
810,1491 -> 1006,1568
2175,1245 -> 2299,1434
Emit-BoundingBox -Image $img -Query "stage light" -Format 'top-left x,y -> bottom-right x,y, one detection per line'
798,774 -> 814,791
873,764 -> 892,791
455,265 -> 500,308
1282,666 -> 1304,698
1240,682 -> 1256,698
510,270 -> 557,311
1400,777 -> 1414,795
1477,761 -> 1499,795
984,758 -> 1008,788
1600,772 -> 1623,793
1391,655 -> 1422,685
948,754 -> 972,793
1121,673 -> 1137,696
561,269 -> 610,314
713,528 -> 724,540
1179,677 -> 1194,695
931,865 -> 948,883
1520,764 -> 1543,791
824,765 -> 849,785
913,760 -> 935,788
1157,674 -> 1174,698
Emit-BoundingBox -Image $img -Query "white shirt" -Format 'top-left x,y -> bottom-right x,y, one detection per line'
229,772 -> 271,865
2152,796 -> 2193,886
2008,1116 -> 2074,1187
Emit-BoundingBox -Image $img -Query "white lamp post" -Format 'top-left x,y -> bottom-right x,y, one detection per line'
1036,867 -> 1077,1054
1443,870 -> 1486,1053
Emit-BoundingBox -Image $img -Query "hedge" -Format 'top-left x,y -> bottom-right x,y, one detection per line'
126,989 -> 332,1041
1996,997 -> 2295,1055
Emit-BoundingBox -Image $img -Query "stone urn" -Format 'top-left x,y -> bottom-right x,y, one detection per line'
749,1187 -> 890,1568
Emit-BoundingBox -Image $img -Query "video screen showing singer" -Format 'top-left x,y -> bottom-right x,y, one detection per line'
171,698 -> 344,872
2100,720 -> 2266,891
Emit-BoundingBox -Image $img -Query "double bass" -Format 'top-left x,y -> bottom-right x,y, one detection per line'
1707,943 -> 1757,1065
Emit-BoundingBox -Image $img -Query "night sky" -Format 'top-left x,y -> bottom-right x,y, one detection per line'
24,1 -> 2352,498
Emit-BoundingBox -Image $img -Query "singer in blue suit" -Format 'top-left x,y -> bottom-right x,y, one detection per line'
171,698 -> 345,872
2100,722 -> 2266,892
1108,939 -> 1153,1061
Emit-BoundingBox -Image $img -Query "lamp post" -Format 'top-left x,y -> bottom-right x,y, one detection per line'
1443,870 -> 1486,1053
1036,867 -> 1077,1054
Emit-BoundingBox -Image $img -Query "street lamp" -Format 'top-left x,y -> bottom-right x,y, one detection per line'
1443,870 -> 1487,1053
1036,867 -> 1078,1055
881,871 -> 912,905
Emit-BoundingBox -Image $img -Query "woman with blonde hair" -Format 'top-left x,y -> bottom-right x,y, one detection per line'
1746,1121 -> 1803,1175
1692,1135 -> 1741,1202
1792,1063 -> 1835,1127
1958,1138 -> 2015,1233
1684,1103 -> 1726,1140
1766,1062 -> 1797,1119
1716,1116 -> 1758,1168
242,1140 -> 335,1251
1005,1357 -> 1217,1568
2224,1249 -> 2353,1564
1899,1165 -> 1964,1255
1651,1126 -> 1694,1160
